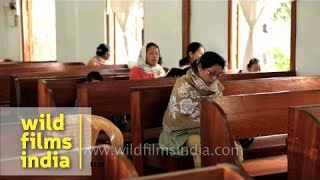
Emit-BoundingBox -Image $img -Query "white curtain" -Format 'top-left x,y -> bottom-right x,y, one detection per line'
238,0 -> 266,70
110,0 -> 142,66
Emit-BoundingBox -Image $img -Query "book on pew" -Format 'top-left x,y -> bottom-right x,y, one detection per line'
166,66 -> 190,77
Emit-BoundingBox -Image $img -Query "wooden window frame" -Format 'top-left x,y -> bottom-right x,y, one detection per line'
182,0 -> 190,57
227,0 -> 296,72
20,0 -> 32,62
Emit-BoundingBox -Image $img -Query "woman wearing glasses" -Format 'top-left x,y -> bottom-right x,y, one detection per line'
159,51 -> 243,168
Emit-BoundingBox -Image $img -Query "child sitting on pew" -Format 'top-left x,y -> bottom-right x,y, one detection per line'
74,71 -> 103,107
159,51 -> 243,168
75,71 -> 128,131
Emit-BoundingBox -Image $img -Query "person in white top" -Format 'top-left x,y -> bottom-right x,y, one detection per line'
88,43 -> 110,66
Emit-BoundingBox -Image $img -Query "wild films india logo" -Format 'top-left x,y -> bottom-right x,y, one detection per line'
0,108 -> 92,176
20,113 -> 72,169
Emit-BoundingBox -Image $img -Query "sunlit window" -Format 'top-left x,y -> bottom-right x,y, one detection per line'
229,0 -> 292,72
106,0 -> 143,65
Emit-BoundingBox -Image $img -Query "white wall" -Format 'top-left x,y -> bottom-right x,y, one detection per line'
55,0 -> 105,63
191,1 -> 228,60
296,1 -> 320,75
0,0 -> 22,60
144,0 -> 182,68
1,0 -> 320,75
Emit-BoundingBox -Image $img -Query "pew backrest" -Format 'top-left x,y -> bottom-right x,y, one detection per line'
10,67 -> 130,107
0,61 -> 85,69
77,78 -> 177,116
288,105 -> 320,180
222,75 -> 320,95
0,145 -> 138,180
130,85 -> 174,174
201,89 -> 320,167
220,71 -> 295,81
38,75 -> 129,107
130,163 -> 253,180
38,78 -> 86,107
0,64 -> 87,106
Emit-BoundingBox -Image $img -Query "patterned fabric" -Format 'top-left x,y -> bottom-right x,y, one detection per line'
162,68 -> 224,134
88,56 -> 108,66
159,70 -> 244,161
132,44 -> 166,78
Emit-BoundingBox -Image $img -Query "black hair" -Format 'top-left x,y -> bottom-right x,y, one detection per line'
179,58 -> 190,67
190,51 -> 226,73
184,42 -> 204,60
158,56 -> 163,65
145,42 -> 162,65
247,58 -> 260,69
87,71 -> 103,82
96,43 -> 109,57
146,42 -> 159,51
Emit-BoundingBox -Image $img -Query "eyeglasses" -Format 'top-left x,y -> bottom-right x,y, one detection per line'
206,70 -> 223,79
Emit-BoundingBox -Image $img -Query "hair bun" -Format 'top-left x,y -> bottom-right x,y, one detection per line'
96,43 -> 109,56
97,43 -> 109,52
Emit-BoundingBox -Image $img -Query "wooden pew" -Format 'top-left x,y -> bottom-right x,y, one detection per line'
130,84 -> 287,175
220,71 -> 295,81
77,72 -> 299,118
80,75 -> 320,152
38,75 -> 128,107
129,85 -> 194,175
200,89 -> 320,178
288,105 -> 320,180
10,67 -> 130,107
0,145 -> 138,180
0,63 -> 128,106
131,163 -> 253,180
77,78 -> 177,117
77,78 -> 178,144
38,77 -> 86,107
0,64 -> 86,106
222,75 -> 320,96
0,61 -> 85,68
83,76 -> 320,136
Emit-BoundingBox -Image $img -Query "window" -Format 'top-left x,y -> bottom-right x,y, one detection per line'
228,0 -> 296,72
21,0 -> 56,61
106,0 -> 144,65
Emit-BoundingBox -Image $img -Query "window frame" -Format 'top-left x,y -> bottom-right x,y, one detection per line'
227,0 -> 297,72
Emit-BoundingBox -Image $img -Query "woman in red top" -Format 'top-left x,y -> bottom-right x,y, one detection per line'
129,42 -> 166,80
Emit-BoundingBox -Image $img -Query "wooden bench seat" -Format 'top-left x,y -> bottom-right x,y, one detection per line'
77,78 -> 177,117
10,67 -> 129,107
132,163 -> 253,180
219,71 -> 295,81
0,65 -> 81,106
129,85 -> 289,176
222,75 -> 320,96
76,76 -> 320,175
0,145 -> 138,180
242,154 -> 287,177
243,134 -> 287,159
0,63 -> 114,106
288,105 -> 320,180
130,85 -> 194,175
201,89 -> 320,177
76,73 -> 304,118
0,61 -> 85,69
38,75 -> 128,107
